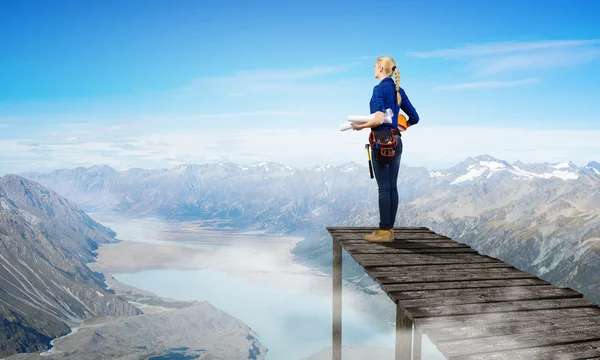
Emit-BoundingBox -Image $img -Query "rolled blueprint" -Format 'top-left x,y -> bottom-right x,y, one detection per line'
340,122 -> 354,131
347,108 -> 394,124
347,115 -> 374,122
340,108 -> 409,132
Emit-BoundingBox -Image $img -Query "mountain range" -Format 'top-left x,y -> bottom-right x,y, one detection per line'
0,174 -> 266,359
15,154 -> 600,317
0,174 -> 141,356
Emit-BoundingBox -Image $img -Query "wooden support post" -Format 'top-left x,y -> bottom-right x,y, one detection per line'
396,302 -> 412,360
333,237 -> 342,360
413,327 -> 422,360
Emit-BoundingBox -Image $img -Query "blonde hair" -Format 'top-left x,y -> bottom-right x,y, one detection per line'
376,56 -> 401,105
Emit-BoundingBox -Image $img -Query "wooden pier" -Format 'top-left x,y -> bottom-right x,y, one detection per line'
328,226 -> 600,360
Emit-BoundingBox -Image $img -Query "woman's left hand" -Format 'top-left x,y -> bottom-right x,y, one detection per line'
351,123 -> 363,131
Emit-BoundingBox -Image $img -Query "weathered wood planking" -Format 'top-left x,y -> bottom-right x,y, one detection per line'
336,233 -> 454,241
426,315 -> 600,341
350,253 -> 503,267
393,286 -> 582,308
327,227 -> 600,360
341,245 -> 479,254
367,263 -> 516,272
327,226 -> 431,231
436,325 -> 600,358
452,340 -> 600,360
408,297 -> 598,318
342,241 -> 472,248
372,266 -> 538,280
413,307 -> 600,330
382,278 -> 550,292
391,284 -> 580,301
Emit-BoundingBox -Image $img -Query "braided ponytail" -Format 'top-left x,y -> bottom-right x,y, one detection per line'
393,66 -> 401,106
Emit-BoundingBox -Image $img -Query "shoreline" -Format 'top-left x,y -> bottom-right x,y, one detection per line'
4,213 -> 421,359
85,213 -> 404,329
87,213 -> 338,297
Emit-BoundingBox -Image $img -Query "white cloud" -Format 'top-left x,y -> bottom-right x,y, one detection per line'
1,57 -> 597,176
409,39 -> 600,78
436,78 -> 539,90
408,40 -> 600,59
0,61 -> 370,126
165,110 -> 320,122
175,64 -> 351,95
473,48 -> 600,75
2,121 -> 599,176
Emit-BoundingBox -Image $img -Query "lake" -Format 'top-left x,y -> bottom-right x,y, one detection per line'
89,212 -> 446,360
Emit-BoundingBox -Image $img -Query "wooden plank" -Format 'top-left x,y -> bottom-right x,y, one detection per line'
436,325 -> 600,358
336,233 -> 453,241
351,253 -> 502,267
381,279 -> 549,292
426,315 -> 600,341
332,237 -> 342,360
340,240 -> 468,249
342,245 -> 479,254
407,297 -> 598,319
396,303 -> 412,360
335,234 -> 452,240
340,240 -> 472,248
375,268 -> 538,284
452,339 -> 600,360
328,226 -> 431,231
327,227 -> 600,360
413,327 -> 422,360
332,232 -> 437,237
370,265 -> 525,277
366,263 -> 515,273
391,284 -> 579,301
340,239 -> 463,246
328,226 -> 431,230
393,286 -> 582,308
413,307 -> 600,330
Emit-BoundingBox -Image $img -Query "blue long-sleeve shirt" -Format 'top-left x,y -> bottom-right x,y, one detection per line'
369,76 -> 419,131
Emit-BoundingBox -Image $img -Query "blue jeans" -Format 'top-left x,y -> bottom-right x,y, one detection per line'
371,135 -> 402,230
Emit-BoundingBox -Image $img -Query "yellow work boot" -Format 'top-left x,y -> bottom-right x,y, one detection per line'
365,229 -> 393,242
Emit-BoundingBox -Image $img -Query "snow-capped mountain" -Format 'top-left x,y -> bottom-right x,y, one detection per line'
16,155 -> 600,311
584,161 -> 600,176
428,155 -> 586,185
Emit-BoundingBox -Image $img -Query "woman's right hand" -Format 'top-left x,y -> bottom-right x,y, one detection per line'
351,123 -> 363,131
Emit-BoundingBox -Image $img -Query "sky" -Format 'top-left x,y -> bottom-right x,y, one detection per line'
1,0 -> 599,175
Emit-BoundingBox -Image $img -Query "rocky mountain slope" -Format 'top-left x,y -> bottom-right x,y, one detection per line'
0,174 -> 268,359
18,155 -> 600,312
0,174 -> 142,357
4,275 -> 267,360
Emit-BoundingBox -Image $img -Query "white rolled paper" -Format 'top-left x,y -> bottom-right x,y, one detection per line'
347,108 -> 394,124
339,122 -> 353,131
347,115 -> 373,122
341,109 -> 405,132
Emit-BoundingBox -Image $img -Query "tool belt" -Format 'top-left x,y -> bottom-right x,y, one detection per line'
369,128 -> 400,164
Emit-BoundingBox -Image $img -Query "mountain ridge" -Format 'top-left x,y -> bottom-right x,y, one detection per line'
0,174 -> 142,357
14,154 -> 600,320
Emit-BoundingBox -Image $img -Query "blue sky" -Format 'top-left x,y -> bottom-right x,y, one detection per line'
1,0 -> 599,174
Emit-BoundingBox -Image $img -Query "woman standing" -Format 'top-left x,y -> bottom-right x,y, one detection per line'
351,56 -> 419,242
